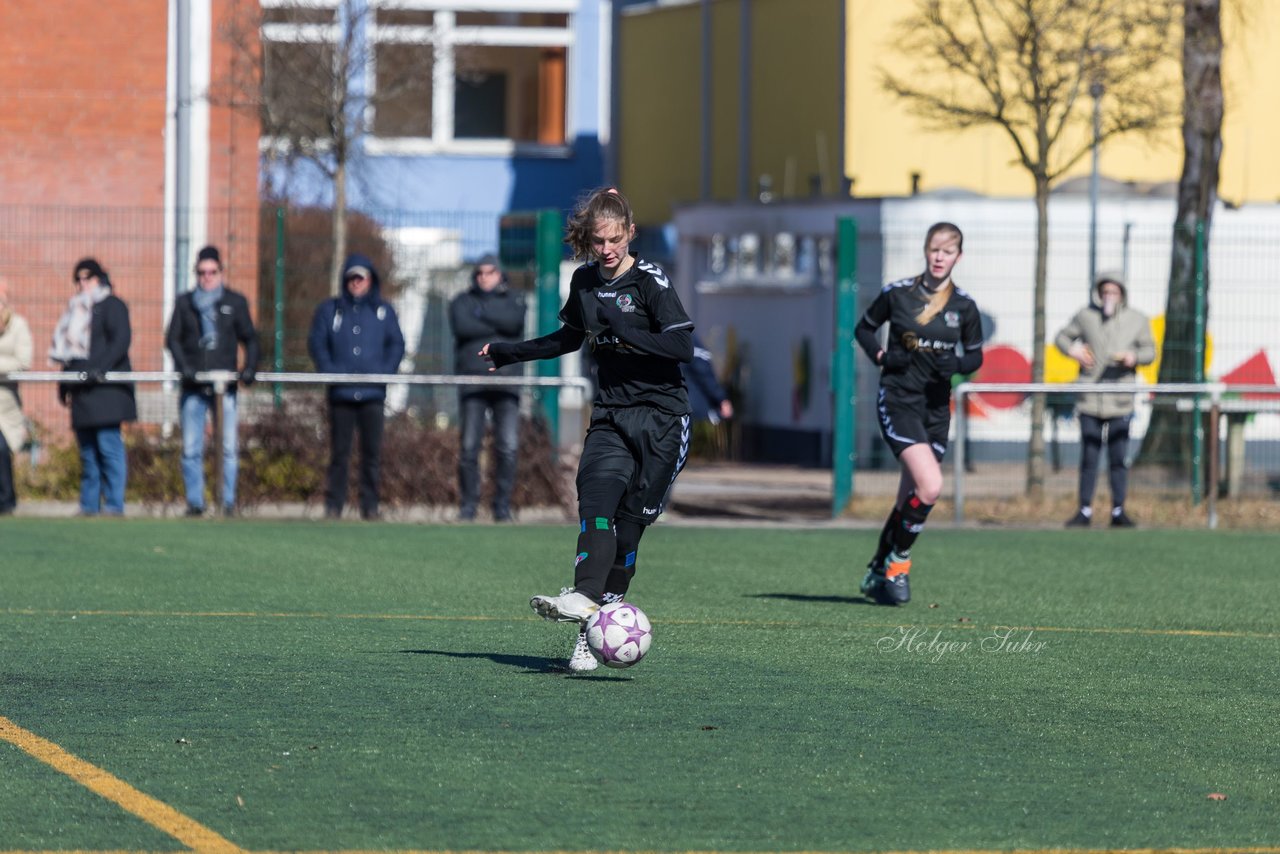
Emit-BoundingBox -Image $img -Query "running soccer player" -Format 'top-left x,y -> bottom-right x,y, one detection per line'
855,222 -> 984,605
481,187 -> 694,671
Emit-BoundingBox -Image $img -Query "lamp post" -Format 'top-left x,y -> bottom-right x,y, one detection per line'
1088,79 -> 1104,290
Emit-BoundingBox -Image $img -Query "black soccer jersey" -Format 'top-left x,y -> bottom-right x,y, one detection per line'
856,275 -> 984,404
559,255 -> 694,415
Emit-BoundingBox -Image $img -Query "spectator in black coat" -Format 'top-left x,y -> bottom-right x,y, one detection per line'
307,253 -> 405,520
165,245 -> 260,517
684,333 -> 734,425
449,253 -> 527,521
50,258 -> 136,516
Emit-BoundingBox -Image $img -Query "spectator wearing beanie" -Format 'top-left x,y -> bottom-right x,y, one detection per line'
449,253 -> 527,521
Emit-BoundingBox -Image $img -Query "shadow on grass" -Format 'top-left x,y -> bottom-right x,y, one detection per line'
399,648 -> 633,679
746,592 -> 882,606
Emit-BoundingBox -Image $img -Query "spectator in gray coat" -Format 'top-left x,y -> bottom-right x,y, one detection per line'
1055,272 -> 1156,528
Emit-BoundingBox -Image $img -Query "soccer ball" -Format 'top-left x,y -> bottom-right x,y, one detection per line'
585,602 -> 652,668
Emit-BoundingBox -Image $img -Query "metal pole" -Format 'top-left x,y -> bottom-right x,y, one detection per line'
1088,80 -> 1103,290
1191,220 -> 1208,503
831,217 -> 858,518
175,0 -> 191,301
273,207 -> 286,409
700,0 -> 712,201
737,0 -> 751,200
954,387 -> 968,524
534,209 -> 562,444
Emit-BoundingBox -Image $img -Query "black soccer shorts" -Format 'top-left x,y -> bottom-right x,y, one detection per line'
576,405 -> 690,525
876,387 -> 950,461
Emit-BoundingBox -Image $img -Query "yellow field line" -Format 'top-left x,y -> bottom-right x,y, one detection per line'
3,606 -> 1279,641
0,716 -> 244,853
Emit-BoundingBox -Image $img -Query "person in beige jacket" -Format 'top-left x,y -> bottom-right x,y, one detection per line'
0,278 -> 34,514
1055,272 -> 1156,528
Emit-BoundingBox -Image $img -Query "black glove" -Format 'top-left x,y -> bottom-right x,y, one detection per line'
181,368 -> 199,383
486,342 -> 518,369
934,350 -> 960,377
239,368 -> 257,386
84,369 -> 106,384
879,349 -> 911,372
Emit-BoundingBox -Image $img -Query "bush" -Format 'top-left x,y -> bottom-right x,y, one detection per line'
17,402 -> 576,514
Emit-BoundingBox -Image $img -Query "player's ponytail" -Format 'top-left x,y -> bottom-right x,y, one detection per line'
564,186 -> 635,260
915,222 -> 963,325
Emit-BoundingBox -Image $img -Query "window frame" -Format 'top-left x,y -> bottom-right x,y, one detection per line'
365,0 -> 577,157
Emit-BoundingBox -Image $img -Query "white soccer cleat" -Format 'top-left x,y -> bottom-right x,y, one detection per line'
530,588 -> 600,623
568,629 -> 599,672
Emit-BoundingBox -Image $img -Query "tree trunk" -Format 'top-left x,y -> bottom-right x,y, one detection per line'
1025,172 -> 1050,497
330,155 -> 347,297
1137,0 -> 1222,472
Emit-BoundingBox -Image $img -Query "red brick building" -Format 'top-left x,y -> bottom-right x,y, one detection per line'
0,0 -> 260,437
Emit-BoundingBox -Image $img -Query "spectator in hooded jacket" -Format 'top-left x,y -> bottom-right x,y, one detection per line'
308,254 -> 405,520
165,245 -> 260,518
449,253 -> 527,522
50,258 -> 136,517
1055,272 -> 1156,528
0,278 -> 34,515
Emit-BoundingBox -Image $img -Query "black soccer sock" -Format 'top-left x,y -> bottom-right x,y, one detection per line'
872,506 -> 904,567
604,519 -> 646,598
572,517 -> 615,602
889,493 -> 935,557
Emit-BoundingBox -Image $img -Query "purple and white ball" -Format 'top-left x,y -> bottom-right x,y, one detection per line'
585,602 -> 652,668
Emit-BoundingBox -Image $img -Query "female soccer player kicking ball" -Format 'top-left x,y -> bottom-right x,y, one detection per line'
855,222 -> 984,605
481,187 -> 694,670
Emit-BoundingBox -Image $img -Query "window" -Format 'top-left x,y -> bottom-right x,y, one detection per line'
260,1 -> 341,145
369,2 -> 574,151
259,1 -> 574,154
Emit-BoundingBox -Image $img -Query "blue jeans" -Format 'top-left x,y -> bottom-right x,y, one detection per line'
75,426 -> 127,515
180,389 -> 239,509
458,391 -> 520,518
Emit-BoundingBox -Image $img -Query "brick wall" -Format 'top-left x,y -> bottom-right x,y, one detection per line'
0,0 -> 261,441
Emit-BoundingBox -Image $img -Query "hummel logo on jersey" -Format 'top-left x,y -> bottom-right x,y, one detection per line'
637,260 -> 669,288
597,291 -> 617,298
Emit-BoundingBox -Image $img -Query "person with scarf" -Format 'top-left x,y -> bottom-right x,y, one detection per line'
308,254 -> 405,520
1055,272 -> 1156,528
50,258 -> 136,516
165,245 -> 260,517
0,278 -> 34,515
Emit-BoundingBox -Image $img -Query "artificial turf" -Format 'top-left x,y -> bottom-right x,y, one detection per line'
0,517 -> 1277,851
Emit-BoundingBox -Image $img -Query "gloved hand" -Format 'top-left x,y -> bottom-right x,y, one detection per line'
181,368 -> 199,383
239,368 -> 257,386
84,369 -> 106,384
934,350 -> 960,377
485,342 -> 517,369
878,349 -> 911,372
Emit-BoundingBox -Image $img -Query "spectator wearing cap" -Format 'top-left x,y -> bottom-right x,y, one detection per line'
449,253 -> 527,521
49,258 -> 136,516
1055,272 -> 1156,528
0,277 -> 34,515
165,245 -> 260,517
308,253 -> 405,520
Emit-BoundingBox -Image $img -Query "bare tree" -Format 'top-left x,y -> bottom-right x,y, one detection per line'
881,0 -> 1179,496
1138,0 -> 1224,473
217,0 -> 432,295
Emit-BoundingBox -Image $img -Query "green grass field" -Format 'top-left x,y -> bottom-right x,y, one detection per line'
1,517 -> 1278,852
